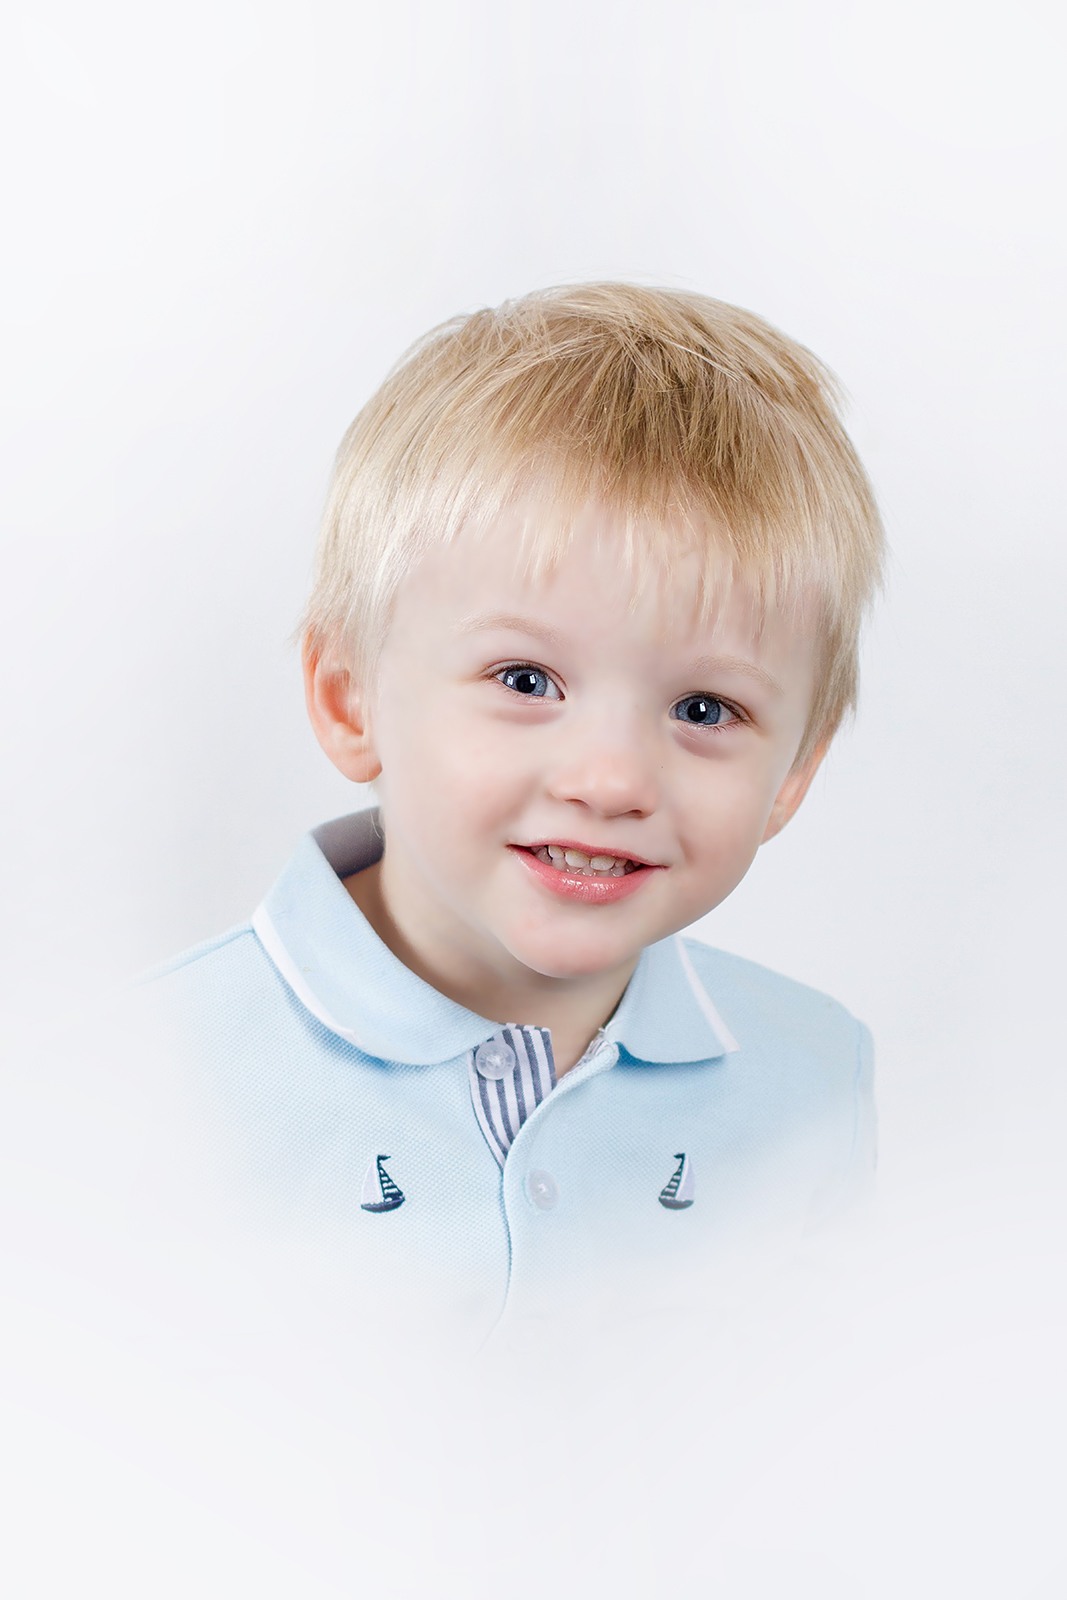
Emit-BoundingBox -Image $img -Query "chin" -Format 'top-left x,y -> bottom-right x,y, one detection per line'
507,935 -> 638,982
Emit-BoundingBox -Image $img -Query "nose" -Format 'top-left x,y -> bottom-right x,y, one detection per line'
545,718 -> 660,819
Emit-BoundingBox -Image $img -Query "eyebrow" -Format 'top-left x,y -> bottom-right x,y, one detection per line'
688,655 -> 783,695
454,612 -> 568,649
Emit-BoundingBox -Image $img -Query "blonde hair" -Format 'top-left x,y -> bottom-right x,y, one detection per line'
303,283 -> 884,761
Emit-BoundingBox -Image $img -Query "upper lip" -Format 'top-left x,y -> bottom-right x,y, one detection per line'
515,839 -> 663,868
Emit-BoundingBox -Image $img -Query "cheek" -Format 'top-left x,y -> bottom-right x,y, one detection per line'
680,743 -> 782,821
374,693 -> 532,842
675,755 -> 783,880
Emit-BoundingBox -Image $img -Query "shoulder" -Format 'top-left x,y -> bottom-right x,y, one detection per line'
678,936 -> 877,1199
129,922 -> 305,1048
679,934 -> 873,1071
135,922 -> 276,1004
137,923 -> 257,984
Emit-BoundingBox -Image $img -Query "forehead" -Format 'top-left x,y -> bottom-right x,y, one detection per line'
391,499 -> 819,672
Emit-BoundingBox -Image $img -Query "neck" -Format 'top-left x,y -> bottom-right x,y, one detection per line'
343,859 -> 636,1074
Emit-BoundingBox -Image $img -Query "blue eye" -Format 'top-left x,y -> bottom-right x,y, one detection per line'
671,695 -> 734,726
496,665 -> 561,699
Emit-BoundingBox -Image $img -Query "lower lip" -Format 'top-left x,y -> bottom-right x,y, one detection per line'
512,847 -> 659,905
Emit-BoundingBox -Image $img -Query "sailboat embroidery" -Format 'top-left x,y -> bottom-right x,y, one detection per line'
360,1155 -> 405,1213
659,1152 -> 695,1210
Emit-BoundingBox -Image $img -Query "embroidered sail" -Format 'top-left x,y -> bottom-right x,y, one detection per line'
659,1152 -> 695,1210
360,1154 -> 405,1213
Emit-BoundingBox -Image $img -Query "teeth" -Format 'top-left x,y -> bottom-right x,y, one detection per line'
533,847 -> 638,877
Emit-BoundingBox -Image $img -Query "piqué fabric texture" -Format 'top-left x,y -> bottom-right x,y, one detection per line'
132,808 -> 876,1356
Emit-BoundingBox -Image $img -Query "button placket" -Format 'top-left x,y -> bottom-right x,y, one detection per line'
474,1039 -> 516,1080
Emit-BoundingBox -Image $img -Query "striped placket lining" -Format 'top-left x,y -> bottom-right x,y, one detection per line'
467,1025 -> 556,1167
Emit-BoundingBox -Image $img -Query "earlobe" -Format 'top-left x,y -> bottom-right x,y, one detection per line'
761,742 -> 827,844
302,639 -> 382,784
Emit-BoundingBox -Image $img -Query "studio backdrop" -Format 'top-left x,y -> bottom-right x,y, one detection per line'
2,2 -> 1065,1595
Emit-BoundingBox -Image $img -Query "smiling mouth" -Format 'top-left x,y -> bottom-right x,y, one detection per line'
524,844 -> 644,879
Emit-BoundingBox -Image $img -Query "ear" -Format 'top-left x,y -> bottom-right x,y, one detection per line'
302,638 -> 382,784
761,741 -> 828,844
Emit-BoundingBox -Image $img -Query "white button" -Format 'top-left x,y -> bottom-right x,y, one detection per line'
528,1169 -> 558,1209
475,1039 -> 516,1079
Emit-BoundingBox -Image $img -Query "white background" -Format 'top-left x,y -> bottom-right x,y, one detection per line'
2,2 -> 1066,1595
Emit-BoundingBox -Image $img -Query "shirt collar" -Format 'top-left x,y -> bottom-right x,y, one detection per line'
252,808 -> 738,1068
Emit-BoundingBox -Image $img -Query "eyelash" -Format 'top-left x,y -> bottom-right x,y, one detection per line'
670,693 -> 747,731
492,664 -> 747,727
493,662 -> 563,699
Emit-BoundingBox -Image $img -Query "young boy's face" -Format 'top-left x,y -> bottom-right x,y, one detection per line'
328,502 -> 823,988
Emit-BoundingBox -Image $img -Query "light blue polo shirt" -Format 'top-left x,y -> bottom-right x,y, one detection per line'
139,809 -> 874,1354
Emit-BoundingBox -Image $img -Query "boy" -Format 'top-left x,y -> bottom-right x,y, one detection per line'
143,284 -> 883,1355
